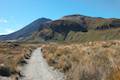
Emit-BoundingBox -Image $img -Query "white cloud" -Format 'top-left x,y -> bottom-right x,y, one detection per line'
0,28 -> 15,35
5,28 -> 15,33
0,18 -> 8,23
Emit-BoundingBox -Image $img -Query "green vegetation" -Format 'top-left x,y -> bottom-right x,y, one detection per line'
66,28 -> 120,42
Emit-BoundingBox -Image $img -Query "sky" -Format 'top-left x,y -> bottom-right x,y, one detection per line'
0,0 -> 120,35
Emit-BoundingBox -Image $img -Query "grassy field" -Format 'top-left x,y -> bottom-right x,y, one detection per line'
0,40 -> 120,80
42,40 -> 120,80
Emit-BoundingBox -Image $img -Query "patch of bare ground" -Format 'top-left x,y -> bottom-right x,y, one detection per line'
42,40 -> 120,80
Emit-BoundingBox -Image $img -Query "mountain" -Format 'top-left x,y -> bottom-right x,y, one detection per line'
61,14 -> 120,30
0,18 -> 52,41
0,14 -> 120,42
29,14 -> 120,42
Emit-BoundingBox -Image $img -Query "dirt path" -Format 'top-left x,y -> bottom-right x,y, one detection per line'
19,48 -> 64,80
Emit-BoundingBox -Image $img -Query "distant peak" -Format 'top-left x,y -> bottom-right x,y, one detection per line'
31,18 -> 52,24
37,17 -> 52,21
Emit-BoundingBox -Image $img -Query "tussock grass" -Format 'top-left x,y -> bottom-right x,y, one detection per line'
0,42 -> 36,79
43,40 -> 120,80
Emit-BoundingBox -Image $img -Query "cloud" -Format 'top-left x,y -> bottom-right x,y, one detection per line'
0,18 -> 8,23
5,28 -> 15,33
0,28 -> 15,35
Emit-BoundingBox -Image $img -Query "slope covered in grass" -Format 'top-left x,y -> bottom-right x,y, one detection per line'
66,28 -> 120,42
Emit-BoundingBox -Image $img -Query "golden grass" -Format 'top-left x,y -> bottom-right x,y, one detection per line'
42,40 -> 120,80
0,42 -> 37,79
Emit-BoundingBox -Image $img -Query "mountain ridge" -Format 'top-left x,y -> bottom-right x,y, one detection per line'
0,18 -> 52,41
0,14 -> 120,42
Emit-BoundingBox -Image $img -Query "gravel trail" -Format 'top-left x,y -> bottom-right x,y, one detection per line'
20,48 -> 64,80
